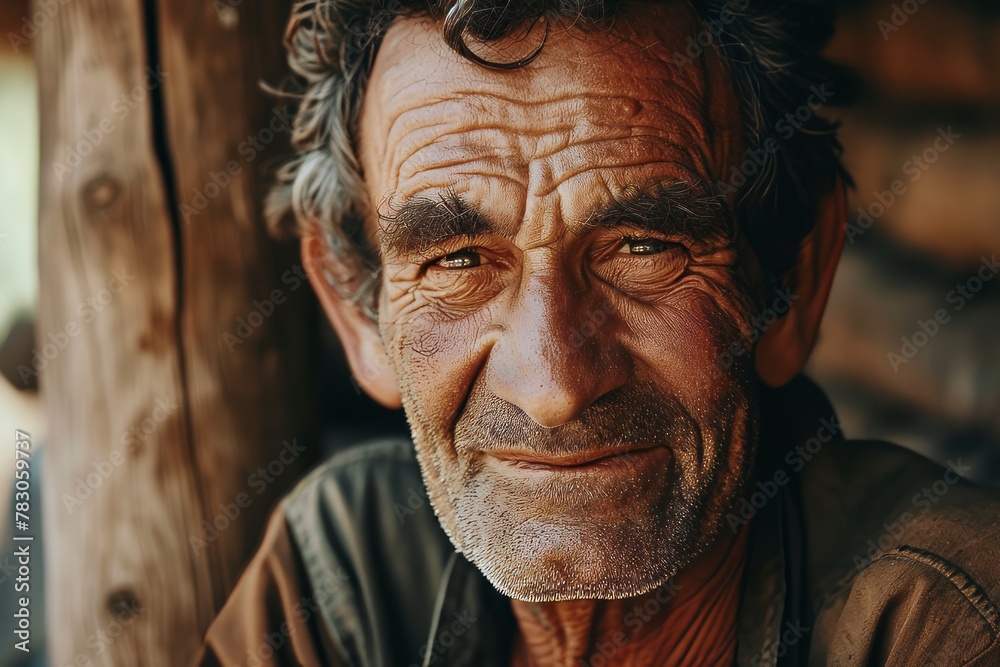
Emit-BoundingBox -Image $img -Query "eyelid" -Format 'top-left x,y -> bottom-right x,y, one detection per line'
409,236 -> 484,264
608,221 -> 685,245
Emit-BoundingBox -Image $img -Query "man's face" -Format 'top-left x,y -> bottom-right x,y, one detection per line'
357,2 -> 762,601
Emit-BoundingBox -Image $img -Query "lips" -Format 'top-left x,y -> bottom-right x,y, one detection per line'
486,444 -> 664,471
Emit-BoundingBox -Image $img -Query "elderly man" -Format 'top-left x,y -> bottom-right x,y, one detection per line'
195,1 -> 1000,665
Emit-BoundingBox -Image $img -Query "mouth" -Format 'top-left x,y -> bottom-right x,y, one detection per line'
486,444 -> 664,471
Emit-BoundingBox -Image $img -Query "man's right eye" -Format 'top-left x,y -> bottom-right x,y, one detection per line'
435,248 -> 484,269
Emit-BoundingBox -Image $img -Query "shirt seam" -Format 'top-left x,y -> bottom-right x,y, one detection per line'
878,545 -> 1000,637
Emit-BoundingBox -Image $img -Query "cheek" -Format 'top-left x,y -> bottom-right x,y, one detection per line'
382,308 -> 490,433
620,269 -> 757,409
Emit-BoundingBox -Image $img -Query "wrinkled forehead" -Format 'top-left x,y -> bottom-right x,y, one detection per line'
358,1 -> 743,219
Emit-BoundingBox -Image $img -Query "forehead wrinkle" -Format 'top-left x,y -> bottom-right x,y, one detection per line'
527,134 -> 709,199
393,128 -> 525,189
391,105 -> 712,205
393,115 -> 645,182
362,6 -> 743,254
522,131 -> 714,200
518,194 -> 567,251
383,92 -> 646,167
399,172 -> 525,195
377,70 -> 718,199
392,119 -> 675,192
397,156 -> 526,194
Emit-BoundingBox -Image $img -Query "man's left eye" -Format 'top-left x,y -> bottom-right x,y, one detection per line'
616,238 -> 670,255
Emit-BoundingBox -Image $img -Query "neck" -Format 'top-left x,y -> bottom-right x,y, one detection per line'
509,528 -> 748,667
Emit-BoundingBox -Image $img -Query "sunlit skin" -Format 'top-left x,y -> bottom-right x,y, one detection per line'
302,1 -> 843,665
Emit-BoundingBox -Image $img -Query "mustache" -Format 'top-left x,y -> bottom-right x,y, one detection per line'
453,380 -> 693,455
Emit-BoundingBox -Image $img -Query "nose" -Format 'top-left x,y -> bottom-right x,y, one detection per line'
484,267 -> 628,428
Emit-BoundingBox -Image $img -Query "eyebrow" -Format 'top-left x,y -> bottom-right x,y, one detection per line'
582,182 -> 734,249
379,187 -> 498,256
378,181 -> 734,257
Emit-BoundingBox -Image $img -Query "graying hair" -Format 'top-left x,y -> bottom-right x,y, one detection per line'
266,0 -> 853,321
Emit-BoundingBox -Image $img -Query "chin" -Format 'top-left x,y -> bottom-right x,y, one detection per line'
484,558 -> 688,603
440,472 -> 714,602
468,519 -> 702,602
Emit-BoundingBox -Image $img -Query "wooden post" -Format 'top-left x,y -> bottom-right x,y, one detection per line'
35,0 -> 315,663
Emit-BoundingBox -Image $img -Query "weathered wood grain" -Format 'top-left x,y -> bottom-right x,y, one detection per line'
35,0 -> 314,663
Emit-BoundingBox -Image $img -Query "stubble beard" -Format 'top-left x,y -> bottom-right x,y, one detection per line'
400,376 -> 759,602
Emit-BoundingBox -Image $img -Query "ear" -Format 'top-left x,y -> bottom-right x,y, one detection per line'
755,178 -> 847,388
302,235 -> 403,409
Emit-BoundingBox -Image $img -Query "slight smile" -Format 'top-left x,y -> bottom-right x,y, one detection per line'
486,445 -> 667,471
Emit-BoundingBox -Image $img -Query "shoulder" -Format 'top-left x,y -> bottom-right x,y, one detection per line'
800,438 -> 1000,580
802,439 -> 1000,666
278,437 -> 454,595
197,438 -> 455,666
280,437 -> 429,528
281,438 -> 456,636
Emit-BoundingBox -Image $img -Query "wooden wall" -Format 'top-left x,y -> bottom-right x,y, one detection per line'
34,0 -> 316,663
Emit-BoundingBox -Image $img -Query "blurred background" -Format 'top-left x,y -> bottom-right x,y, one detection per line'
0,0 -> 997,665
811,0 -> 1000,483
